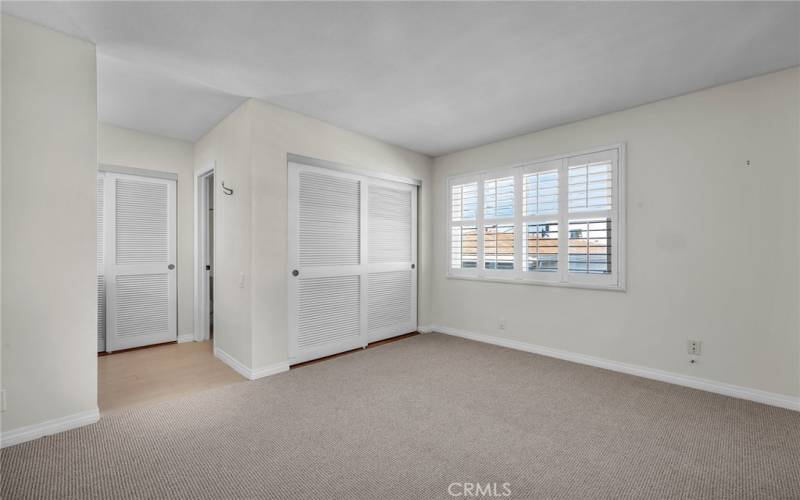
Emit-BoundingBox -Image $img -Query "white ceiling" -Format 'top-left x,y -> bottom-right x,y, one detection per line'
3,2 -> 799,156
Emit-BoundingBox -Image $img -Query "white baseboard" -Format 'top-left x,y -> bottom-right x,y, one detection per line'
213,346 -> 252,379
1,408 -> 100,448
177,333 -> 195,343
214,346 -> 289,381
251,361 -> 291,379
431,325 -> 800,412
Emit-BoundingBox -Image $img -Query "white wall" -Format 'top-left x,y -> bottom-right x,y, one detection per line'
432,68 -> 800,399
248,100 -> 433,370
195,99 -> 433,371
98,123 -> 195,339
1,16 -> 98,434
194,104 -> 254,366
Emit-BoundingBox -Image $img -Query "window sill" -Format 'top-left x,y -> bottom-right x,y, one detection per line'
445,273 -> 626,292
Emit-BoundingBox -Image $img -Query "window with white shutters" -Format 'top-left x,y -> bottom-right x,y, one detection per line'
520,161 -> 560,280
484,176 -> 514,219
451,225 -> 478,269
523,168 -> 558,216
449,178 -> 479,272
481,175 -> 515,272
446,144 -> 624,290
525,222 -> 558,272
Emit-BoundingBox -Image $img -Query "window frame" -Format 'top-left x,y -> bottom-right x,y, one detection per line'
445,143 -> 626,291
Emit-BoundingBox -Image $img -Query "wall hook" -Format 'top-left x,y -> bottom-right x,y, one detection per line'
221,181 -> 234,196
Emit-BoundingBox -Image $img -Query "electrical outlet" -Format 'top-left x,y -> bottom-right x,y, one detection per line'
687,340 -> 702,356
499,319 -> 505,330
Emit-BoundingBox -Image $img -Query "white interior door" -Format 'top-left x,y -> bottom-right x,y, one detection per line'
288,161 -> 417,365
105,173 -> 177,352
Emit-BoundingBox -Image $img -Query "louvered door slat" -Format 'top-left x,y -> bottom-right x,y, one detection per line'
368,186 -> 411,264
299,171 -> 360,267
368,270 -> 413,333
298,276 -> 361,349
116,179 -> 169,264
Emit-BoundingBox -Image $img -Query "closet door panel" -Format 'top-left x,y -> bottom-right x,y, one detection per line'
366,181 -> 417,342
289,164 -> 365,364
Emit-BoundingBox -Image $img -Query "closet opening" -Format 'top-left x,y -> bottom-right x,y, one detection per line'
196,167 -> 215,343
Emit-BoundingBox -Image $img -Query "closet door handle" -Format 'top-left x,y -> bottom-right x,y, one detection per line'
292,270 -> 299,277
168,264 -> 175,270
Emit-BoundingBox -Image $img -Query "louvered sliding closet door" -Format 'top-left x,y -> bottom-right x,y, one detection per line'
288,164 -> 366,364
105,173 -> 177,352
366,180 -> 417,342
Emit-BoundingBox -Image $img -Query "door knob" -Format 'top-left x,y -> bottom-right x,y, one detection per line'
292,270 -> 299,277
168,264 -> 175,270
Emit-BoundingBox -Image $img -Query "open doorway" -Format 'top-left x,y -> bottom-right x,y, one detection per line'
95,162 -> 239,414
195,166 -> 215,343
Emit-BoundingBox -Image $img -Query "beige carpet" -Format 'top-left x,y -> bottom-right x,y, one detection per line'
2,334 -> 799,499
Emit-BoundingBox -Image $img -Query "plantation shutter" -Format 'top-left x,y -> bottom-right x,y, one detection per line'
566,150 -> 617,282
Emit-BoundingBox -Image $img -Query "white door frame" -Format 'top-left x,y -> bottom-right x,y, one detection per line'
194,162 -> 216,342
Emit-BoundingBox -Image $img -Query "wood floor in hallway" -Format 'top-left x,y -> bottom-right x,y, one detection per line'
98,340 -> 245,413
